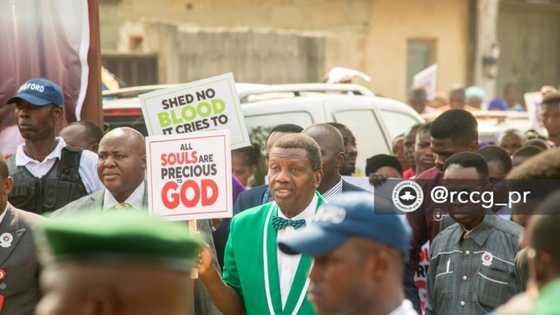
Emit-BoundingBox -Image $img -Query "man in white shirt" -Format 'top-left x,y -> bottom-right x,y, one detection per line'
5,78 -> 101,214
279,192 -> 418,315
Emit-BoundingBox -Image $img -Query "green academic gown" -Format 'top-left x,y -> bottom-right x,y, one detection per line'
223,193 -> 325,315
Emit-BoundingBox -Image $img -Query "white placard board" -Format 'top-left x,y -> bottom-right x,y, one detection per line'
413,64 -> 438,100
140,73 -> 250,149
146,129 -> 233,221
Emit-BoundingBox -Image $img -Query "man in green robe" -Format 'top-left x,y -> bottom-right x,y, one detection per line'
199,133 -> 324,315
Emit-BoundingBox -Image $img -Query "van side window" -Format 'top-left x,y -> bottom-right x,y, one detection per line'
245,112 -> 313,135
379,110 -> 419,140
333,110 -> 389,175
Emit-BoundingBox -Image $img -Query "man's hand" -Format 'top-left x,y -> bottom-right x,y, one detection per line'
198,245 -> 215,282
196,244 -> 246,315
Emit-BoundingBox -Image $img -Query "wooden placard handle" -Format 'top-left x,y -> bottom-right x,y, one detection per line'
188,220 -> 199,279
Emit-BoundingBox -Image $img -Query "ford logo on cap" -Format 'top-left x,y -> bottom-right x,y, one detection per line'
7,78 -> 64,107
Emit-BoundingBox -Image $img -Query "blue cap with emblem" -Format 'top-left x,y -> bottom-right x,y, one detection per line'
278,192 -> 411,260
7,78 -> 64,107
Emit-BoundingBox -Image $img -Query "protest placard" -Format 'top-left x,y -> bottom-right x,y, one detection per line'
140,73 -> 250,149
524,92 -> 547,135
146,129 -> 233,221
413,64 -> 438,100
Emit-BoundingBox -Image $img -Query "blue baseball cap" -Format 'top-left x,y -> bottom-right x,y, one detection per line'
278,192 -> 411,260
7,78 -> 64,107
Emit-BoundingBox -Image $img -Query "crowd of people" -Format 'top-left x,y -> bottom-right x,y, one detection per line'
3,76 -> 560,315
363,87 -> 560,315
407,83 -> 529,117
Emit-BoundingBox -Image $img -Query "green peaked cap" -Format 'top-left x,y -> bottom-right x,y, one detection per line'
34,210 -> 203,270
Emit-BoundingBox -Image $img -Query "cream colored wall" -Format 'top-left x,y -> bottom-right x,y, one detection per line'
100,0 -> 469,101
366,0 -> 469,100
100,0 -> 370,49
100,0 -> 370,83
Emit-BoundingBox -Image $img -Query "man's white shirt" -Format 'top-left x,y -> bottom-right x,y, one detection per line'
103,182 -> 145,209
15,137 -> 102,193
0,204 -> 8,226
276,194 -> 318,308
388,300 -> 418,315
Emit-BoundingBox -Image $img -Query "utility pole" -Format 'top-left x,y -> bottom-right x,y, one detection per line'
474,0 -> 500,100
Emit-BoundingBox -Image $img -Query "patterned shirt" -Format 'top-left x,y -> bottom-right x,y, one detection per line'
426,215 -> 523,315
322,178 -> 343,201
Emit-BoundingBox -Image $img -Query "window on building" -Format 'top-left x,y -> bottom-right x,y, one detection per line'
102,53 -> 158,87
406,39 -> 436,94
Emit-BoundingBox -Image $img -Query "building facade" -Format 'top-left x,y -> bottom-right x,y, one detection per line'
99,0 -> 560,102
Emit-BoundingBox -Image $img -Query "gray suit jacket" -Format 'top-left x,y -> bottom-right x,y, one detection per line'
52,189 -> 108,216
53,187 -> 223,315
1,204 -> 43,315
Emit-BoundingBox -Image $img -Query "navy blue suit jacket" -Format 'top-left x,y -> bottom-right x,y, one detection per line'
233,184 -> 270,215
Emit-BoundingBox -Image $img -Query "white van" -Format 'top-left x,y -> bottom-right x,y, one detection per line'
103,83 -> 423,175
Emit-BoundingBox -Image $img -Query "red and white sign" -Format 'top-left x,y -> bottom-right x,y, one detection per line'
414,242 -> 430,314
146,129 -> 233,221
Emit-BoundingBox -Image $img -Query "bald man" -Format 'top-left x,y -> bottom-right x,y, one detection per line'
305,126 -> 421,311
54,127 -> 223,315
303,124 -> 364,200
59,120 -> 104,153
54,127 -> 147,212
